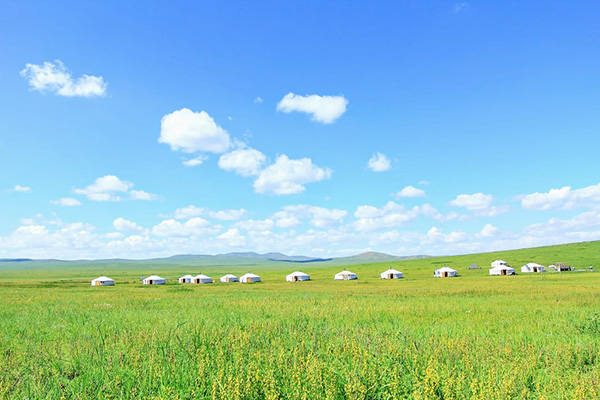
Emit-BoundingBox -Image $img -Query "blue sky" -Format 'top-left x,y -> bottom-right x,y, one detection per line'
1,1 -> 600,259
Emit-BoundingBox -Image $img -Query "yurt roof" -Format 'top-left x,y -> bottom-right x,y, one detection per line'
437,267 -> 457,272
221,273 -> 238,278
381,268 -> 402,274
241,272 -> 260,278
525,262 -> 544,267
145,275 -> 164,280
287,271 -> 309,277
179,274 -> 194,279
93,276 -> 113,281
193,274 -> 212,279
336,270 -> 356,275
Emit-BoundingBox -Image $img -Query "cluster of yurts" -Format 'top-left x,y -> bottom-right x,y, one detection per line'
90,260 -> 547,286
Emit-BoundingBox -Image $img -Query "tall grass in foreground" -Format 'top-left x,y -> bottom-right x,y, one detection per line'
1,241 -> 600,399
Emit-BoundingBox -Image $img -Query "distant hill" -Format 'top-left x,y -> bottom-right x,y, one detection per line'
0,250 -> 417,267
334,251 -> 429,263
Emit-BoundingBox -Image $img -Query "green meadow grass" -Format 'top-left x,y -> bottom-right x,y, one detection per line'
1,241 -> 600,399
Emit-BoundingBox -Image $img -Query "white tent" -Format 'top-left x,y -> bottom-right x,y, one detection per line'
286,271 -> 310,282
491,260 -> 509,268
434,267 -> 457,278
193,274 -> 214,284
179,274 -> 194,284
490,265 -> 516,276
521,263 -> 545,273
380,268 -> 403,279
142,275 -> 165,285
91,276 -> 114,286
334,270 -> 357,280
240,273 -> 261,283
220,273 -> 239,283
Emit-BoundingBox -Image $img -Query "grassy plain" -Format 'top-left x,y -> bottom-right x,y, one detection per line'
1,241 -> 600,399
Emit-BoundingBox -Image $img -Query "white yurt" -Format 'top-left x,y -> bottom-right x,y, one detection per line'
240,272 -> 261,283
179,274 -> 194,284
434,267 -> 457,278
286,271 -> 310,282
491,260 -> 509,268
220,274 -> 239,283
380,268 -> 403,279
334,270 -> 357,280
490,265 -> 516,276
521,263 -> 545,273
193,274 -> 214,284
91,276 -> 114,286
142,275 -> 165,285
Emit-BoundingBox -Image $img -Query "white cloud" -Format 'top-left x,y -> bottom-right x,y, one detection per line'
274,216 -> 302,228
130,190 -> 157,201
273,205 -> 347,228
353,202 -> 441,231
210,209 -> 247,221
450,192 -> 508,217
424,227 -> 468,245
450,193 -> 493,210
183,155 -> 208,167
478,223 -> 498,238
51,198 -> 82,207
235,219 -> 275,232
159,108 -> 231,154
173,205 -> 246,221
276,93 -> 348,124
151,218 -> 215,237
367,152 -> 392,172
173,205 -> 206,219
254,97 -> 264,104
217,228 -> 247,247
20,60 -> 107,97
218,148 -> 266,176
113,218 -> 145,233
73,175 -> 156,202
396,185 -> 426,198
253,155 -> 332,195
13,185 -> 31,192
74,175 -> 132,201
520,184 -> 600,211
454,3 -> 468,13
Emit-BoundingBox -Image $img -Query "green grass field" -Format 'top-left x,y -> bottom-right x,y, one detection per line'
1,241 -> 600,399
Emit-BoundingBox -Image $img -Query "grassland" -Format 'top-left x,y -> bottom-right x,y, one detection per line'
1,241 -> 600,399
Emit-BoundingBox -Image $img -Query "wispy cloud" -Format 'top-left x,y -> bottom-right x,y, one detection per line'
277,93 -> 348,124
454,3 -> 468,13
6,185 -> 31,192
20,60 -> 107,97
367,152 -> 392,172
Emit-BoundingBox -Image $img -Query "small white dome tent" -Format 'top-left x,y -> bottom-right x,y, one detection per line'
491,260 -> 509,268
193,274 -> 214,284
143,275 -> 165,285
179,274 -> 194,284
521,263 -> 545,273
380,268 -> 403,279
240,272 -> 261,283
434,267 -> 457,278
286,271 -> 310,282
490,265 -> 516,276
334,270 -> 357,280
220,274 -> 239,283
91,276 -> 114,286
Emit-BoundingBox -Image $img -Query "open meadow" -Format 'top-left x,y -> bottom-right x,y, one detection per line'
2,241 -> 600,399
